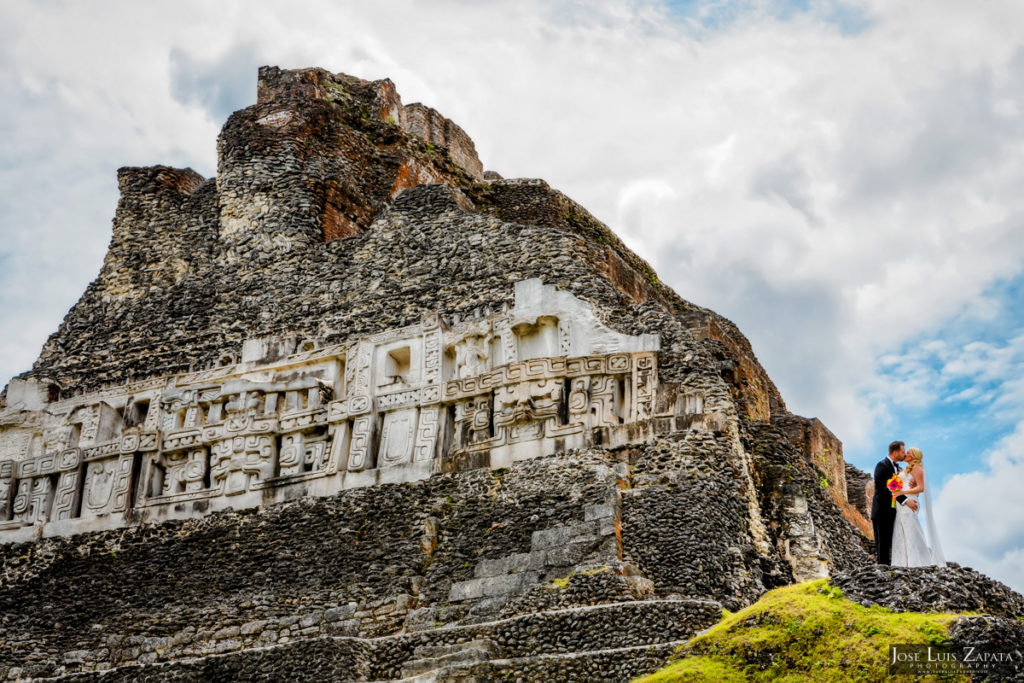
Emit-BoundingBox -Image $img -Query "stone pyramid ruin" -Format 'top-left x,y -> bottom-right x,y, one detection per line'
0,66 -> 932,680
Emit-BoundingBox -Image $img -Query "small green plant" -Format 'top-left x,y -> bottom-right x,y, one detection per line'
549,574 -> 572,589
386,116 -> 396,125
818,584 -> 843,600
920,620 -> 950,646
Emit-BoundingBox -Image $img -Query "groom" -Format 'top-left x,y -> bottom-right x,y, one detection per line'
870,440 -> 919,564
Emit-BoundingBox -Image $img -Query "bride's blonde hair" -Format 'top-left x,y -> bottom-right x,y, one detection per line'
906,447 -> 924,468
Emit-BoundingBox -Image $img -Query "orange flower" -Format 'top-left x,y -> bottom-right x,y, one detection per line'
887,474 -> 903,508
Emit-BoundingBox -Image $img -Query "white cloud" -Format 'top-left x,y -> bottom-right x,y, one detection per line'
936,424 -> 1024,592
875,332 -> 1024,420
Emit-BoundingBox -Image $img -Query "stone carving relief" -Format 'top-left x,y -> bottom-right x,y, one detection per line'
278,430 -> 330,476
0,279 -> 714,540
454,335 -> 489,379
0,461 -> 14,521
158,449 -> 208,496
84,456 -> 133,515
348,416 -> 374,472
212,435 -> 275,495
12,477 -> 53,525
379,408 -> 418,467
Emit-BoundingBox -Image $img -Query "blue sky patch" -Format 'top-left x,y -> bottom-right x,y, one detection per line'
847,272 -> 1024,493
663,0 -> 871,35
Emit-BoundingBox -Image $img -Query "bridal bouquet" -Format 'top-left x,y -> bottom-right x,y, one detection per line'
887,474 -> 904,508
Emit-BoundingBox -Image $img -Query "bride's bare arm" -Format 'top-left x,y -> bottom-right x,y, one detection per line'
901,465 -> 926,495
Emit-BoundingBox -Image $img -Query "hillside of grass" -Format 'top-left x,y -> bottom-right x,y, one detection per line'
635,579 -> 977,683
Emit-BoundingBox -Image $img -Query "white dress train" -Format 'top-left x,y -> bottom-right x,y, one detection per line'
891,469 -> 945,567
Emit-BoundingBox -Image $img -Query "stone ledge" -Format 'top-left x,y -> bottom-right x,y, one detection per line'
45,599 -> 721,682
450,637 -> 693,683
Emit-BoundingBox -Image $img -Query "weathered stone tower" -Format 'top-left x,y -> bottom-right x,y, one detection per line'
0,67 -> 878,681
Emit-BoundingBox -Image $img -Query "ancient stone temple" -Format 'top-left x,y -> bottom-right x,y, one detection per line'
0,66 -> 878,681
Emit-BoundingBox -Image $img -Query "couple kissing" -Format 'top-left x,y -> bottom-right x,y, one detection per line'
870,440 -> 945,567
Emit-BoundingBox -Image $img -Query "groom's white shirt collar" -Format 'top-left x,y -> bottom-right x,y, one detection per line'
887,455 -> 900,470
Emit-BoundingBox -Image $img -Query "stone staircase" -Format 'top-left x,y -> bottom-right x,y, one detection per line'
419,637 -> 694,682
396,639 -> 499,681
48,598 -> 722,682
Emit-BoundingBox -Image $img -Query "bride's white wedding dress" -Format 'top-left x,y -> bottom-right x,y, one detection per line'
891,468 -> 945,567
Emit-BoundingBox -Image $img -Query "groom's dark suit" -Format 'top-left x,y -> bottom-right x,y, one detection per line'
871,456 -> 907,565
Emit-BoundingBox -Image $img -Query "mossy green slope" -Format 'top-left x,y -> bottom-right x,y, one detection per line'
636,579 -> 974,683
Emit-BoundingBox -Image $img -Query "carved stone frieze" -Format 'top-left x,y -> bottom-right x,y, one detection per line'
0,279 -> 715,540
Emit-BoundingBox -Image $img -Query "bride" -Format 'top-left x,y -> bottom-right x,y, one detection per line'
891,447 -> 945,567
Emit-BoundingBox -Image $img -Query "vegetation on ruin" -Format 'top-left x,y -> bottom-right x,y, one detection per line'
635,579 -> 974,683
548,566 -> 612,590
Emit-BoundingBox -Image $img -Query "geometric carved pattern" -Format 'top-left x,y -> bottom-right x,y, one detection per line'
413,406 -> 440,462
160,448 -> 208,495
84,455 -> 133,514
211,436 -> 274,495
348,416 -> 374,471
51,470 -> 81,521
278,431 -> 329,477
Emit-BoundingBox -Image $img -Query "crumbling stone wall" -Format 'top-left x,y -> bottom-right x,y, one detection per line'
620,434 -> 789,609
745,418 -> 874,580
774,414 -> 847,503
57,599 -> 721,682
845,462 -> 872,519
403,102 -> 483,179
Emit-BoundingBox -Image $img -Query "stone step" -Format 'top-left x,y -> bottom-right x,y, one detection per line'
379,674 -> 440,683
47,599 -> 721,681
407,637 -> 693,683
400,644 -> 497,678
412,637 -> 498,660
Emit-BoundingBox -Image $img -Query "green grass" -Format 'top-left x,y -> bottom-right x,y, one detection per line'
549,566 -> 612,589
635,579 -> 973,683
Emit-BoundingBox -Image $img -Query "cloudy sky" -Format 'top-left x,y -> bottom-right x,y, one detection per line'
2,0 -> 1023,591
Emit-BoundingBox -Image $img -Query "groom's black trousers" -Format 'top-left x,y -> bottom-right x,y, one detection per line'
872,513 -> 895,565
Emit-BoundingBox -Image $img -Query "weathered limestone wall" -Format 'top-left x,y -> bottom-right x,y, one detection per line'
403,102 -> 484,179
774,414 -> 846,503
57,600 -> 721,682
746,418 -> 874,580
